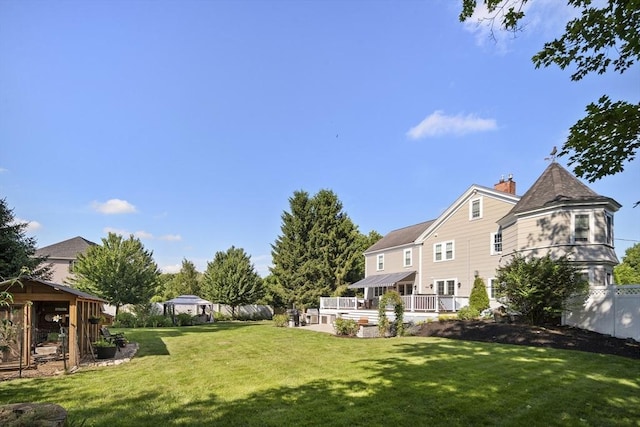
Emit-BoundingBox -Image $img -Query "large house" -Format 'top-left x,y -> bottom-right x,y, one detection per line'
35,236 -> 97,285
319,162 -> 621,322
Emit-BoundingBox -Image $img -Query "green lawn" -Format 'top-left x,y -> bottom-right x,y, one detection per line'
1,322 -> 638,426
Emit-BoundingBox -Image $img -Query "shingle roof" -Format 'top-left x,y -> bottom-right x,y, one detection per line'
365,220 -> 435,253
505,162 -> 618,216
35,236 -> 97,259
26,278 -> 106,302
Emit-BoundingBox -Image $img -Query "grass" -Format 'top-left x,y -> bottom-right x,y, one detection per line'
1,322 -> 639,426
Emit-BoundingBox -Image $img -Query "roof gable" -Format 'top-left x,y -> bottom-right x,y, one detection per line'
504,162 -> 620,217
36,236 -> 97,259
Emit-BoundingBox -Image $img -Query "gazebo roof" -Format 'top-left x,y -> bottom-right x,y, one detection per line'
163,294 -> 212,306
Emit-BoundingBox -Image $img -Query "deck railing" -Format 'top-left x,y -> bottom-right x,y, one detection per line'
319,295 -> 468,312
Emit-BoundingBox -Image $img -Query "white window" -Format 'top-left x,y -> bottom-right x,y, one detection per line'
377,254 -> 384,271
606,212 -> 614,245
487,278 -> 498,300
436,279 -> 456,295
403,249 -> 412,267
490,231 -> 503,255
434,241 -> 454,262
470,197 -> 482,220
573,213 -> 591,243
398,283 -> 413,296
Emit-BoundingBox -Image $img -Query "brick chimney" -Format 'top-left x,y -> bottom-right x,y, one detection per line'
494,174 -> 516,194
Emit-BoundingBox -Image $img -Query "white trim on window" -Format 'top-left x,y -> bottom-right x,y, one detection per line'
490,231 -> 502,255
433,240 -> 455,262
571,212 -> 593,243
605,211 -> 614,245
377,254 -> 384,271
403,248 -> 412,267
435,278 -> 457,295
469,197 -> 482,220
487,278 -> 498,300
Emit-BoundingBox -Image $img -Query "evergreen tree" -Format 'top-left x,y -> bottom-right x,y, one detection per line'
69,232 -> 160,316
270,189 -> 368,308
469,276 -> 490,312
0,198 -> 51,280
202,246 -> 264,317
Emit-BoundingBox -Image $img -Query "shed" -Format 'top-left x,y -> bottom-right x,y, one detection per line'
0,278 -> 105,370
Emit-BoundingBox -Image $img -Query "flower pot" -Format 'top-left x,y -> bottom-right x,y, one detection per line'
95,346 -> 117,359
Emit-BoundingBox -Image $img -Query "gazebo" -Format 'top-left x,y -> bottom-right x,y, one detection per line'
163,295 -> 214,323
0,278 -> 105,370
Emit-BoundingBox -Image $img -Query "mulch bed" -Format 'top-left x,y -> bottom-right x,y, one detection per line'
415,320 -> 639,359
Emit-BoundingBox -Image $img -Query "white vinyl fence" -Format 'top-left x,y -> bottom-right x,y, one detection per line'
563,285 -> 640,342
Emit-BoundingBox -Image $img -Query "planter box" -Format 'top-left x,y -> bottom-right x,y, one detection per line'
95,346 -> 117,359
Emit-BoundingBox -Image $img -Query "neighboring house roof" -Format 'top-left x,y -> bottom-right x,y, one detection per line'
504,162 -> 621,218
35,236 -> 97,260
365,220 -> 435,253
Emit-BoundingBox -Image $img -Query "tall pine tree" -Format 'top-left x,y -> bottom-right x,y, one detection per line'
270,189 -> 373,308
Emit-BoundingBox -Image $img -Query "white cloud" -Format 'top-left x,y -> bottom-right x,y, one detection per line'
0,167 -> 7,173
159,234 -> 182,241
160,264 -> 182,274
13,217 -> 42,233
92,199 -> 137,214
406,111 -> 497,139
134,230 -> 154,240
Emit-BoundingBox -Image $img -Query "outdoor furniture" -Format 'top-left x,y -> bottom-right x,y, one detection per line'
100,327 -> 127,348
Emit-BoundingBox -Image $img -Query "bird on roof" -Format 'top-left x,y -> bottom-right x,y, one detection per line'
550,146 -> 557,156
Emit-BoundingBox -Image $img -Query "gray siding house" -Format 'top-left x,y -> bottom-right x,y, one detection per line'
35,236 -> 97,285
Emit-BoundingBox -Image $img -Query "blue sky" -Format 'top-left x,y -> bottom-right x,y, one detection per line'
1,0 -> 638,276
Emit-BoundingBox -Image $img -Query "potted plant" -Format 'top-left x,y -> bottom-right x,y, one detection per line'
93,339 -> 117,359
88,316 -> 102,325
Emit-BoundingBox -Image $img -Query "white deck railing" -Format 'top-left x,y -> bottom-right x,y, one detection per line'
320,295 -> 468,312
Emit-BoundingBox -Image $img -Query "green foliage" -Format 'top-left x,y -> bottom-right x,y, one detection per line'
377,291 -> 404,337
614,243 -> 640,285
202,246 -> 264,318
213,311 -> 233,321
114,312 -> 137,328
495,253 -> 589,325
333,318 -> 359,337
69,233 -> 160,316
175,312 -> 195,326
272,313 -> 289,327
270,189 -> 373,308
460,0 -> 640,186
457,306 -> 480,320
93,338 -> 116,348
153,259 -> 203,302
469,276 -> 490,312
0,198 -> 52,281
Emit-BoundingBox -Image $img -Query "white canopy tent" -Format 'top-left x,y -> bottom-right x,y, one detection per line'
163,294 -> 214,323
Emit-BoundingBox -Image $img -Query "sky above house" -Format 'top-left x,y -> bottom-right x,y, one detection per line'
1,0 -> 638,277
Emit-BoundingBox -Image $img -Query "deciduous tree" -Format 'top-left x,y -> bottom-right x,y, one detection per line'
614,243 -> 640,284
460,0 -> 640,186
202,246 -> 264,317
69,233 -> 160,316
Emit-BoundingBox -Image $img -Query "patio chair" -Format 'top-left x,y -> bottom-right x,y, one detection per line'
100,326 -> 127,348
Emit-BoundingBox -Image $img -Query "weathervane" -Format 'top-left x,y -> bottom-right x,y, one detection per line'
545,146 -> 557,162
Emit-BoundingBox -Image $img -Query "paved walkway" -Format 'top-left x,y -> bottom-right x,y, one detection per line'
299,323 -> 335,334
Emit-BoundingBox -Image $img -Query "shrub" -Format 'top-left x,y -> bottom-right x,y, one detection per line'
175,312 -> 194,326
438,314 -> 457,322
214,312 -> 233,321
146,315 -> 173,327
469,276 -> 490,312
114,312 -> 137,328
334,318 -> 359,337
273,314 -> 289,327
457,306 -> 480,320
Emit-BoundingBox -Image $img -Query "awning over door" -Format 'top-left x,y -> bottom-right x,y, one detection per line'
348,271 -> 416,289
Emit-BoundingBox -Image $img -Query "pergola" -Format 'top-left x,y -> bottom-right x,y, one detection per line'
163,295 -> 214,323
